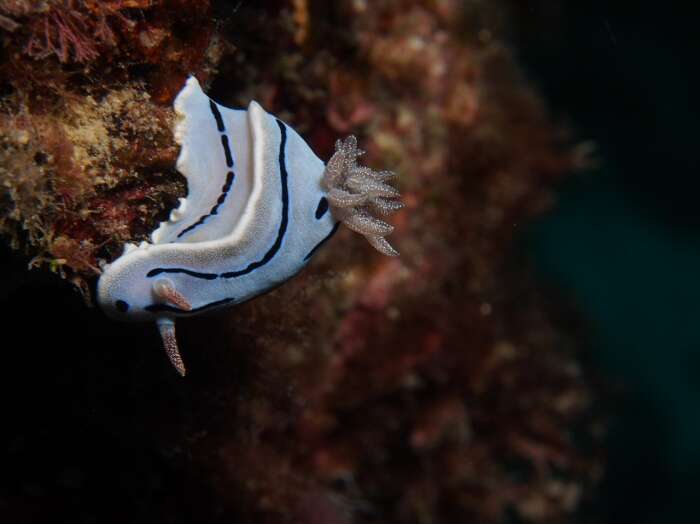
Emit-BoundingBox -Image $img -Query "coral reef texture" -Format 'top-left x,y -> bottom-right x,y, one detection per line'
0,1 -> 603,523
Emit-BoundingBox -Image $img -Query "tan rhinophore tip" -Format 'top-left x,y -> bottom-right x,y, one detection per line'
153,278 -> 193,311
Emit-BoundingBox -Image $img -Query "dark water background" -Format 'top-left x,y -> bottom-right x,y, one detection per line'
0,2 -> 697,522
516,2 -> 700,522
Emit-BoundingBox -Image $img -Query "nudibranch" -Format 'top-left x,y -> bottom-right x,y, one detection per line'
97,76 -> 402,376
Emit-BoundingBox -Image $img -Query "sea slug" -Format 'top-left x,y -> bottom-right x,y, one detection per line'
97,77 -> 402,375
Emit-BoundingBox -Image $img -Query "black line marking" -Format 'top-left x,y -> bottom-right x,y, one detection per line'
223,171 -> 234,190
176,171 -> 235,238
176,98 -> 238,239
149,119 -> 290,280
220,119 -> 289,278
178,217 -> 207,237
210,100 -> 225,132
145,297 -> 235,314
304,222 -> 340,261
147,267 -> 217,279
116,300 -> 130,313
315,197 -> 329,219
221,135 -> 234,167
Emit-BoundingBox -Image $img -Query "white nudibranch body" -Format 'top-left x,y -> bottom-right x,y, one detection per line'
97,76 -> 402,376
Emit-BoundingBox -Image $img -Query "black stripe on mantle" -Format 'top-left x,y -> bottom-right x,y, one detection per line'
147,118 -> 290,280
176,101 -> 236,239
